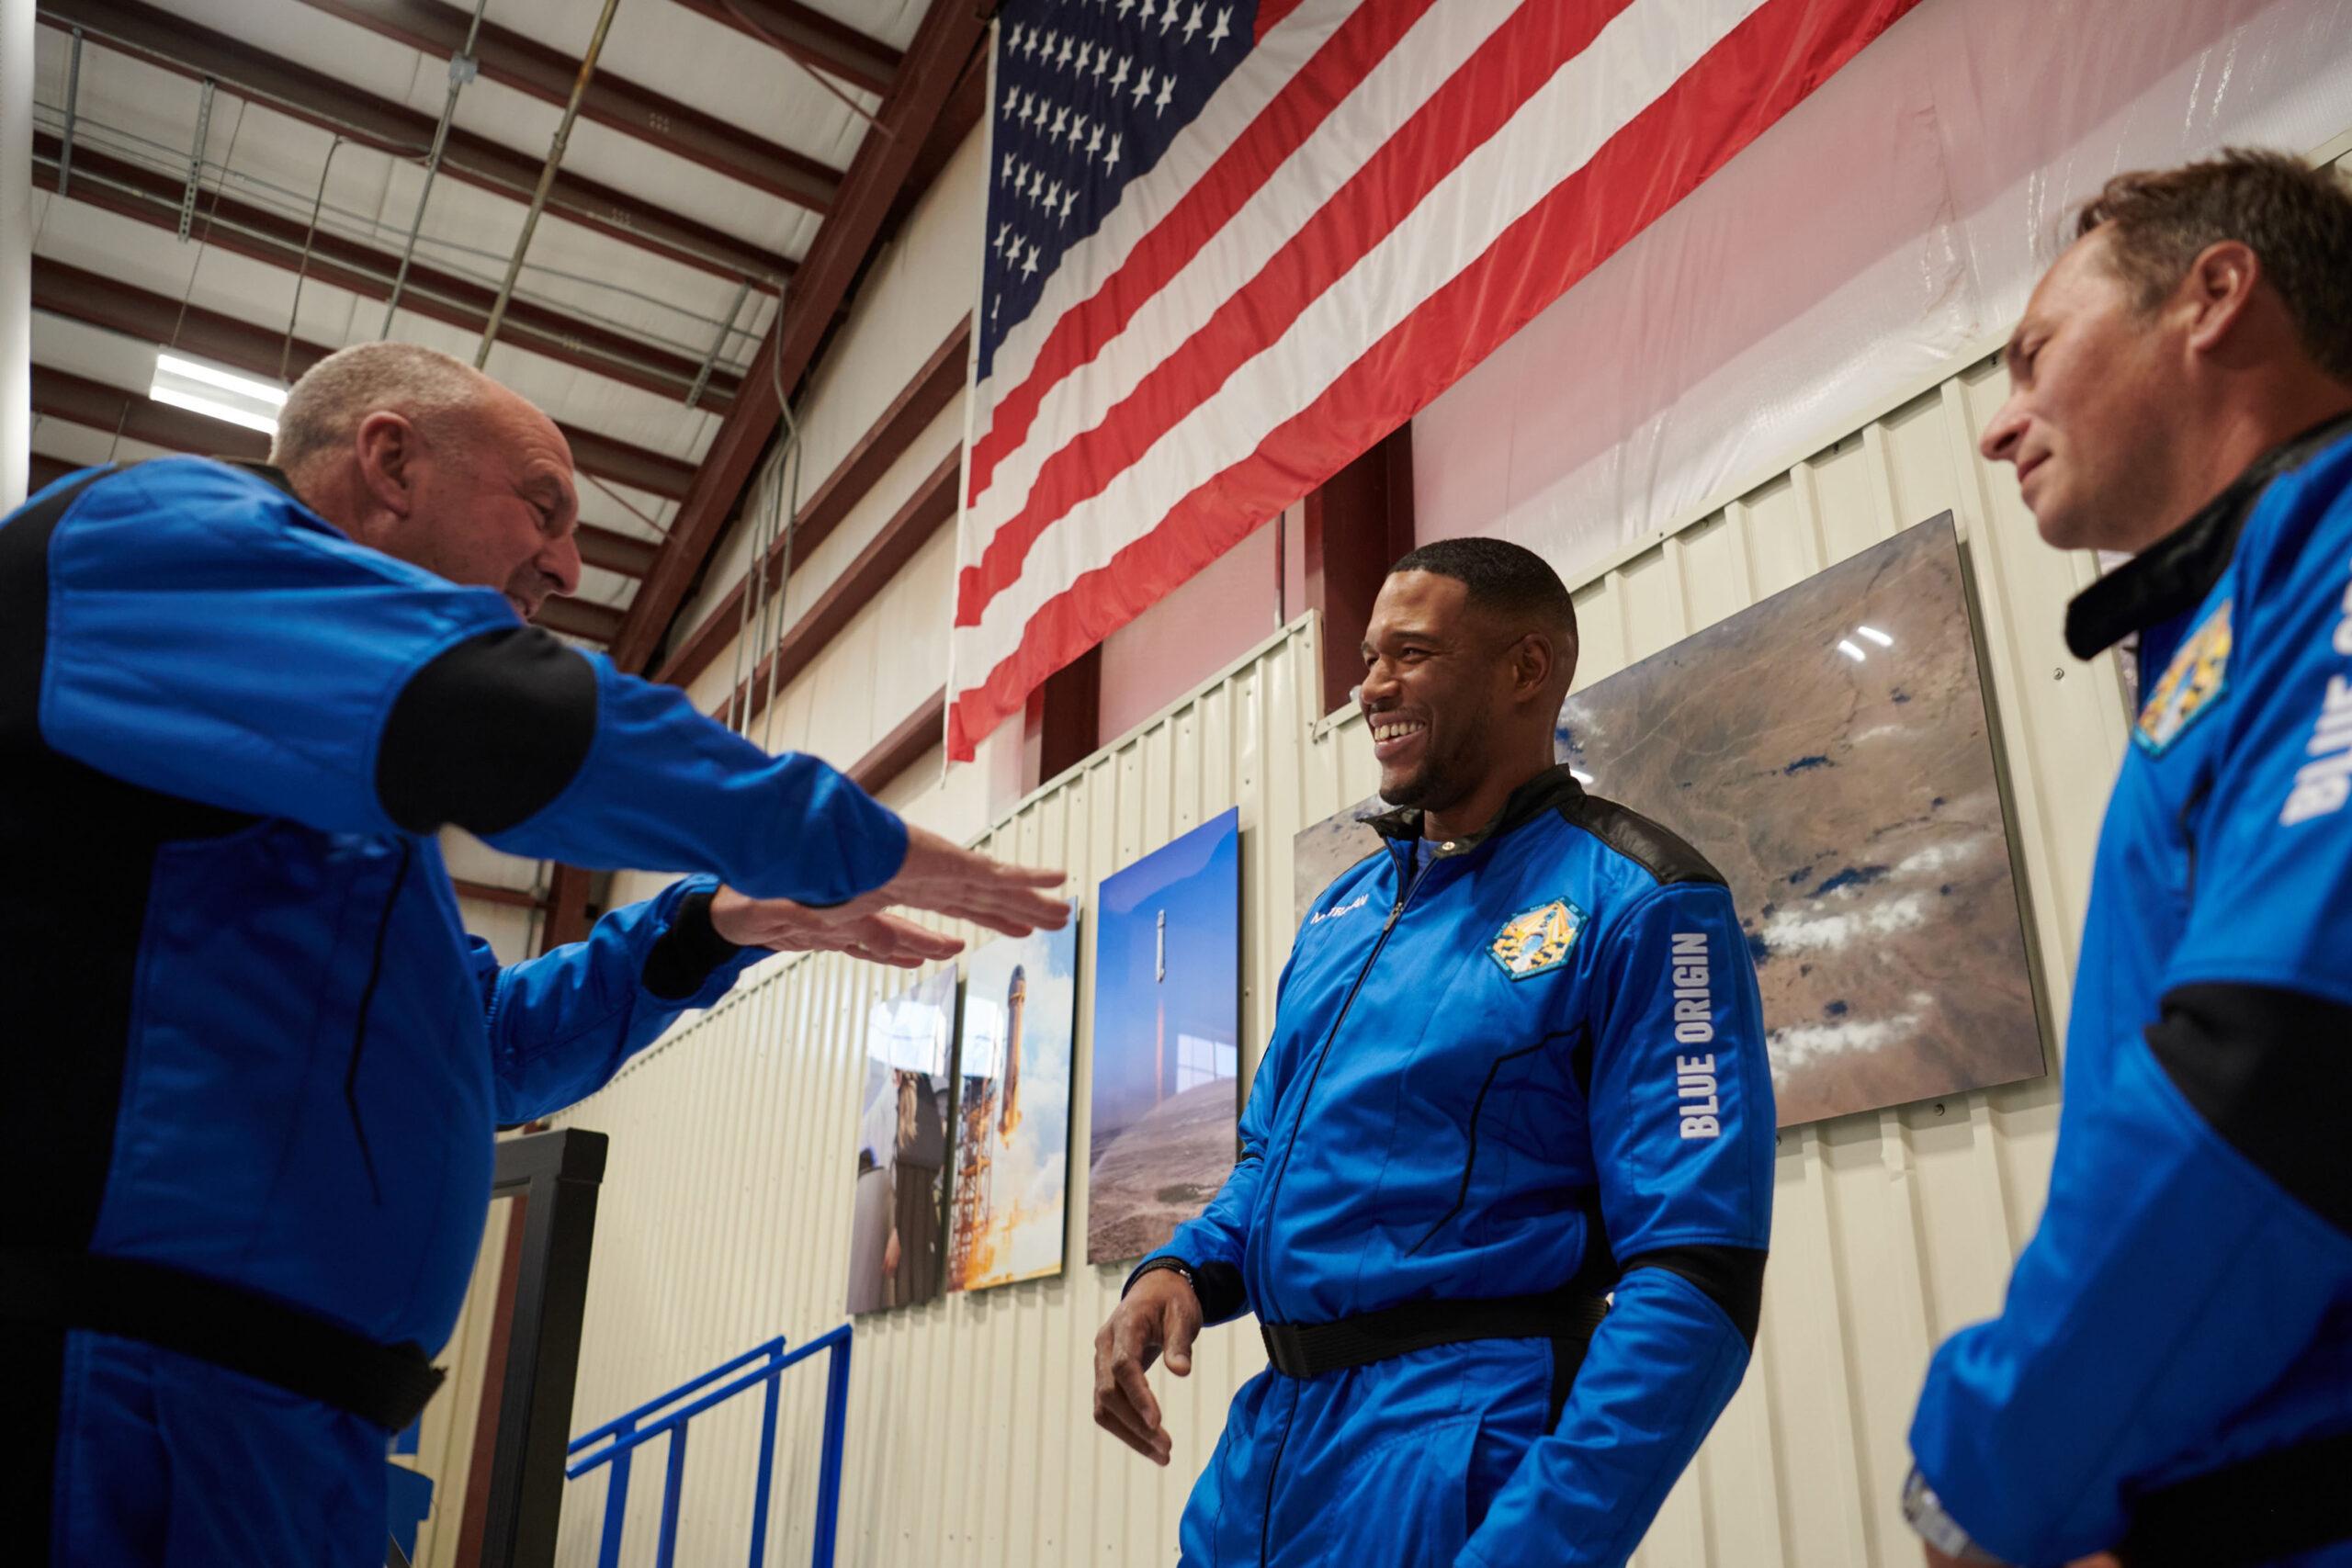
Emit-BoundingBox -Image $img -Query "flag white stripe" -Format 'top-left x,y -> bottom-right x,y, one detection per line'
956,0 -> 1772,675
967,0 -> 1516,541
977,5 -> 1349,416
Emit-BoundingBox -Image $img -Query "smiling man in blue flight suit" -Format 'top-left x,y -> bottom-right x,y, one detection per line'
1902,151 -> 2352,1568
1092,537 -> 1774,1566
0,343 -> 1068,1567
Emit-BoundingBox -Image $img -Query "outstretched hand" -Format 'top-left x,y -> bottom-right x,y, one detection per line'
708,889 -> 965,969
838,825 -> 1070,938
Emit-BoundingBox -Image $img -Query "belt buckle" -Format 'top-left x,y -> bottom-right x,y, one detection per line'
1259,1320 -> 1308,1377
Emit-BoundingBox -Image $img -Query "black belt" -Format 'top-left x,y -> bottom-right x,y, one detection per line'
1259,1286 -> 1610,1379
2117,1427 -> 2352,1568
0,1247 -> 444,1431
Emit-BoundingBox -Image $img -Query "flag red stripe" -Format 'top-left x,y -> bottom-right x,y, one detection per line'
1253,0 -> 1308,43
967,0 -> 1434,510
956,0 -> 1627,627
950,0 -> 1928,758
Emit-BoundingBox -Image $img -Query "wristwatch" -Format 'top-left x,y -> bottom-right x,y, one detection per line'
1125,1256 -> 1198,1297
1902,1468 -> 2008,1564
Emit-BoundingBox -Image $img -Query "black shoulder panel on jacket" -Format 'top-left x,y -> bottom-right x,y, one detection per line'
1622,1244 -> 1767,1346
377,626 -> 598,836
2145,982 -> 2352,1240
1560,795 -> 1728,887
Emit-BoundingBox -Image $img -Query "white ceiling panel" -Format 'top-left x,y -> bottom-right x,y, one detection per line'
168,0 -> 436,107
483,0 -> 877,165
30,420 -> 182,470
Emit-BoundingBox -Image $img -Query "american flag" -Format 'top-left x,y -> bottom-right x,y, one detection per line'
948,0 -> 1925,759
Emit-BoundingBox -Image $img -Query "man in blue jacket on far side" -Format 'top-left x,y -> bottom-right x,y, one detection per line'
1092,537 -> 1774,1566
1903,151 -> 2352,1568
0,342 -> 1069,1567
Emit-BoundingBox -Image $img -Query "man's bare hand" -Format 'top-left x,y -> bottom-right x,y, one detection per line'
708,888 -> 964,969
1092,1268 -> 1203,1466
837,826 -> 1069,938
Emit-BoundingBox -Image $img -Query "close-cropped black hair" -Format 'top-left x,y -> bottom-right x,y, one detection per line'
1388,536 -> 1577,658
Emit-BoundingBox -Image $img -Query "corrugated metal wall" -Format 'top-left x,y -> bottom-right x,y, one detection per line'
544,348 -> 2132,1567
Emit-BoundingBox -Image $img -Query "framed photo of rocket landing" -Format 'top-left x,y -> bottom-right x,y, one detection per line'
1555,513 -> 2048,1127
1087,808 -> 1243,1266
947,908 -> 1081,1292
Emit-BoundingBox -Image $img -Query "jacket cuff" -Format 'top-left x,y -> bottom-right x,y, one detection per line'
1126,1252 -> 1247,1323
641,882 -> 745,1000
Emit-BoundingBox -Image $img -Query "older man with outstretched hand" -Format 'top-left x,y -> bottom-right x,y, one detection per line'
0,343 -> 1066,1567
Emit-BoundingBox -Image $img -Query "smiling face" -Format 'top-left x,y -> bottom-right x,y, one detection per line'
1977,227 -> 2189,553
1359,570 -> 1521,812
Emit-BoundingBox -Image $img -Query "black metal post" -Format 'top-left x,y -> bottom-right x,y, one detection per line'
480,1128 -> 607,1568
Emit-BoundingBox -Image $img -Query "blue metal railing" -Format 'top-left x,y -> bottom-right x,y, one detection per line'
566,1325 -> 852,1568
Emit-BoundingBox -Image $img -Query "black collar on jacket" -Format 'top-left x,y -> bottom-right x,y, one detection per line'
1363,762 -> 1585,860
2064,408 -> 2352,659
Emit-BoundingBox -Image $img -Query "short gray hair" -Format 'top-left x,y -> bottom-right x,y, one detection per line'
270,341 -> 489,474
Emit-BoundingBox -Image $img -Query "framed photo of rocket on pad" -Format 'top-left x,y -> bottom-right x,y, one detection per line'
1086,809 -> 1243,1266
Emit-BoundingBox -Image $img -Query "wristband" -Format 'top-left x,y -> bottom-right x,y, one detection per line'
1902,1468 -> 2008,1564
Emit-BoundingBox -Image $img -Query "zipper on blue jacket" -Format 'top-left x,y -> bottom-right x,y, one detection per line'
1255,843 -> 1432,1324
1251,842 -> 1430,1565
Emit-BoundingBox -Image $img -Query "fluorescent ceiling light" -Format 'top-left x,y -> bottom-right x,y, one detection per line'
1836,639 -> 1867,662
152,350 -> 285,437
1569,768 -> 1595,784
155,353 -> 288,407
150,385 -> 282,435
1856,626 -> 1894,647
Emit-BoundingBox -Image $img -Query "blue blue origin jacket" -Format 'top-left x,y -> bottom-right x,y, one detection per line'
1909,414 -> 2352,1567
1137,768 -> 1773,1567
0,457 -> 908,1563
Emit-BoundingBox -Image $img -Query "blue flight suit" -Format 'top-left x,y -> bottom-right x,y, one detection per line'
0,458 -> 909,1565
1908,413 -> 2352,1567
1136,767 -> 1773,1566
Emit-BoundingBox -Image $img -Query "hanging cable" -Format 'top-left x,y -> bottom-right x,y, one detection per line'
279,134 -> 345,384
475,0 -> 624,367
383,0 -> 492,335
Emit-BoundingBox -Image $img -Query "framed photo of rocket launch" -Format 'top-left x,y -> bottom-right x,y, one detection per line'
1086,808 -> 1243,1266
946,906 -> 1081,1292
845,964 -> 959,1315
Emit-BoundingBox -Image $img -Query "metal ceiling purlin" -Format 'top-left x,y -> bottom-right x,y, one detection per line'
665,0 -> 899,99
30,132 -> 743,410
612,0 -> 987,675
33,0 -> 795,288
293,0 -> 842,213
29,257 -> 695,502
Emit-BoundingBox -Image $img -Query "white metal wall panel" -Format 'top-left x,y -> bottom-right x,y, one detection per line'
540,347 -> 2134,1567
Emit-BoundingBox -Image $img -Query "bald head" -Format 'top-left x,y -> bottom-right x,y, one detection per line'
272,342 -> 496,479
273,342 -> 582,621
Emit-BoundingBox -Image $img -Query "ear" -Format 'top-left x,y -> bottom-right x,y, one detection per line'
353,410 -> 424,520
2178,240 -> 2262,357
1509,632 -> 1555,704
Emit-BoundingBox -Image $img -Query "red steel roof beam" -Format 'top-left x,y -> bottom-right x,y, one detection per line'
37,0 -> 793,288
292,0 -> 841,214
32,133 -> 741,412
613,0 -> 986,674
